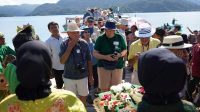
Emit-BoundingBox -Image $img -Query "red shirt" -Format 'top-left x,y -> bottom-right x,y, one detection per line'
192,43 -> 200,77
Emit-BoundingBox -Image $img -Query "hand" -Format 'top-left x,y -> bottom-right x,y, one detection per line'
3,54 -> 16,68
135,52 -> 140,58
132,52 -> 140,62
111,53 -> 121,60
105,54 -> 117,61
116,53 -> 122,58
67,39 -> 78,50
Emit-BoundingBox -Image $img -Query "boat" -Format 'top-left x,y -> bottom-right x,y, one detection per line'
62,7 -> 130,31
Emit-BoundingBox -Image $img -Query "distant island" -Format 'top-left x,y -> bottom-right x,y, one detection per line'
1,0 -> 200,17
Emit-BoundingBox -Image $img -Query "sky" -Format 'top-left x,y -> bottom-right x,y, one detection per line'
0,0 -> 59,6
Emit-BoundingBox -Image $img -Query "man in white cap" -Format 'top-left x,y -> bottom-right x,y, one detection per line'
128,23 -> 160,85
117,18 -> 129,37
59,22 -> 94,105
84,16 -> 100,42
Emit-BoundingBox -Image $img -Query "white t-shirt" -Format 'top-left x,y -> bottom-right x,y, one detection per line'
45,36 -> 64,70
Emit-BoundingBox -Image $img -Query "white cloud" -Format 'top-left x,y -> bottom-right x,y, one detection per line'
0,0 -> 59,6
0,0 -> 15,5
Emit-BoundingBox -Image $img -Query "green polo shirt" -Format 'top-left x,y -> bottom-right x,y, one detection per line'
94,33 -> 127,69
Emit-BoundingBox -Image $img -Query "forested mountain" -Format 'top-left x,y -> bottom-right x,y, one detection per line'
1,0 -> 200,17
0,4 -> 39,16
29,0 -> 200,16
186,0 -> 200,5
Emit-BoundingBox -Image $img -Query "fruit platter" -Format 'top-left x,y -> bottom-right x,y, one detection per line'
93,81 -> 145,112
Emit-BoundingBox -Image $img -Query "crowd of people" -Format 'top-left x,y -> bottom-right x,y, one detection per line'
0,9 -> 200,112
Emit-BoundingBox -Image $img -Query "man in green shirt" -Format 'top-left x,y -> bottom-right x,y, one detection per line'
94,20 -> 127,92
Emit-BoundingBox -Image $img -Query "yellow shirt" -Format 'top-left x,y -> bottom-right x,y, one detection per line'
128,38 -> 160,71
0,89 -> 86,112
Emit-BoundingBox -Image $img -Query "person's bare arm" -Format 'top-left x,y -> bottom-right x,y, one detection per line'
187,27 -> 193,34
87,60 -> 94,85
93,50 -> 116,61
128,52 -> 140,66
120,50 -> 127,58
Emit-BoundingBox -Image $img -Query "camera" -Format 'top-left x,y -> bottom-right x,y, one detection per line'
76,63 -> 86,73
113,52 -> 118,56
111,51 -> 118,58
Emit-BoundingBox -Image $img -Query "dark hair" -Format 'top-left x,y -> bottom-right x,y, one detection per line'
181,34 -> 188,43
12,33 -> 34,52
47,21 -> 59,30
131,25 -> 138,30
125,31 -> 132,36
174,24 -> 181,31
155,27 -> 165,37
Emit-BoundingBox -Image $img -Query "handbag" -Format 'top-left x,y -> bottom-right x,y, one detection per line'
102,60 -> 118,70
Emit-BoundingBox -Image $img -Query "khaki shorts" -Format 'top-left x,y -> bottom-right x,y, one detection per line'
98,67 -> 123,91
63,77 -> 89,97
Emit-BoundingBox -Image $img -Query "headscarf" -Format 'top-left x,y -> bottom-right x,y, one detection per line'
15,41 -> 52,101
138,48 -> 186,105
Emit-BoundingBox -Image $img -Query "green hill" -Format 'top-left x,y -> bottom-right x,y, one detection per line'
0,4 -> 39,17
29,0 -> 200,16
1,0 -> 200,17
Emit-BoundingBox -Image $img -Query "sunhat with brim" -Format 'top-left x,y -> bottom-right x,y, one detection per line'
119,18 -> 129,26
81,26 -> 90,30
115,22 -> 121,26
104,21 -> 116,30
85,16 -> 94,22
62,22 -> 83,33
80,26 -> 90,36
135,23 -> 155,38
159,35 -> 192,49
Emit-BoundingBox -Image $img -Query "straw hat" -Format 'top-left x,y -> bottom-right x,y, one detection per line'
119,18 -> 129,26
160,35 -> 192,49
62,22 -> 83,33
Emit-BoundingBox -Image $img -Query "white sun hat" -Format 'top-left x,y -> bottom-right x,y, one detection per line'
135,23 -> 155,38
119,18 -> 129,26
62,22 -> 83,33
160,35 -> 192,49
